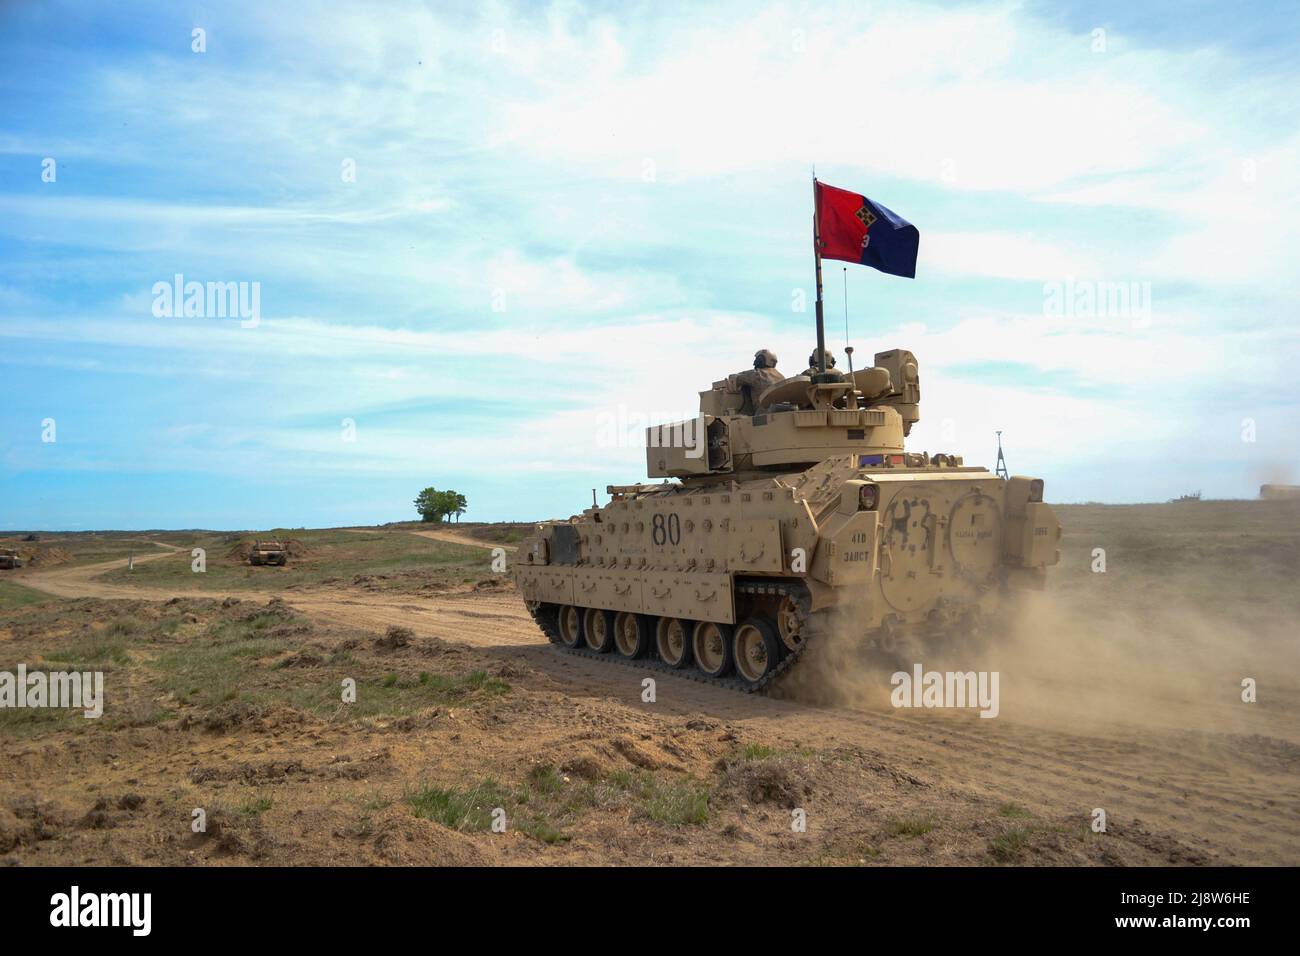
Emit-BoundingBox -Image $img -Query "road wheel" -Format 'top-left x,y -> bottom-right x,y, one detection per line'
692,621 -> 734,678
583,608 -> 615,653
775,595 -> 804,654
557,605 -> 584,648
613,612 -> 651,658
655,617 -> 693,669
734,618 -> 781,686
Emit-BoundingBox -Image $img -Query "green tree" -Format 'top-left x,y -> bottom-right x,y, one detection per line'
414,487 -> 466,524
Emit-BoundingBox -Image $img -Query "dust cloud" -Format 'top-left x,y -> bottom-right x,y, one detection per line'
784,586 -> 1298,741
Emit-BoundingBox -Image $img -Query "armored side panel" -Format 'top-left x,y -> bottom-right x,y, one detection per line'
515,342 -> 1061,693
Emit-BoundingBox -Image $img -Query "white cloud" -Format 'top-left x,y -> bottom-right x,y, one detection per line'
495,3 -> 1205,191
3,0 -> 1298,517
924,232 -> 1100,281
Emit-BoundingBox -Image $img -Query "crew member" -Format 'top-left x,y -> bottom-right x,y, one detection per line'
735,349 -> 783,415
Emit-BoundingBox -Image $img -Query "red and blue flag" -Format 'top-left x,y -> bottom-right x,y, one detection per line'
815,180 -> 919,279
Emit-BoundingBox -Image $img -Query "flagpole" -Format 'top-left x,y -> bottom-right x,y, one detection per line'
812,176 -> 827,375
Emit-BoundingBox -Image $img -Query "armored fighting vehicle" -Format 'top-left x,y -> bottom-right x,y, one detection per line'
0,549 -> 22,570
514,348 -> 1061,691
249,540 -> 288,566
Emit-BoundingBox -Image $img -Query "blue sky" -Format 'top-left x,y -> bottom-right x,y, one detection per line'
1,0 -> 1297,530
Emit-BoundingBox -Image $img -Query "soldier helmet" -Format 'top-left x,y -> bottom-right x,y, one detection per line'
753,349 -> 778,369
808,348 -> 836,368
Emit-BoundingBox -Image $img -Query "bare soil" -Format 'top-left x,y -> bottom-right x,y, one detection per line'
1,505 -> 1296,866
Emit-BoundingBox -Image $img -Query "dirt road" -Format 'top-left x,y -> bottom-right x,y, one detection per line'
409,527 -> 517,552
18,543 -> 183,599
15,540 -> 1300,865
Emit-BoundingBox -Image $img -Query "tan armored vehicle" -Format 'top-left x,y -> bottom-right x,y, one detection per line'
1260,484 -> 1300,500
249,540 -> 288,567
514,348 -> 1061,691
0,549 -> 22,570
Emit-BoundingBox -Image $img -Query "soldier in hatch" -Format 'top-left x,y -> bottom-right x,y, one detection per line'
734,349 -> 783,415
802,348 -> 846,380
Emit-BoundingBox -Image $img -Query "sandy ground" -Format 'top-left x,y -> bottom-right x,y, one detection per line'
4,521 -> 1298,866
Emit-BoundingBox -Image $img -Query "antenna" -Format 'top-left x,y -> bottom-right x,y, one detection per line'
842,267 -> 854,375
842,268 -> 849,343
812,175 -> 827,375
995,430 -> 1010,480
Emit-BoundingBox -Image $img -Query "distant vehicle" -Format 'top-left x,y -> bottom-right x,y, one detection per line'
249,540 -> 288,566
1260,484 -> 1300,500
1171,491 -> 1202,502
0,549 -> 23,570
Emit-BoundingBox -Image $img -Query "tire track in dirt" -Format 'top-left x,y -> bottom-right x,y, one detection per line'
408,528 -> 518,552
524,646 -> 1298,863
16,536 -> 1298,864
327,577 -> 1298,862
16,543 -> 184,599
